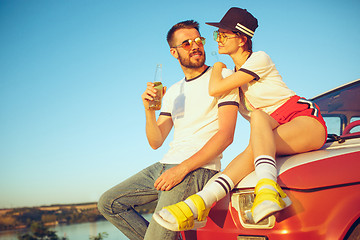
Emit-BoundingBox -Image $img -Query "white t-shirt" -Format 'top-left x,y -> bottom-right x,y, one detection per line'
238,51 -> 296,118
159,67 -> 240,171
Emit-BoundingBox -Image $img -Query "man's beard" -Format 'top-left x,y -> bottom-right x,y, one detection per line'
177,50 -> 206,69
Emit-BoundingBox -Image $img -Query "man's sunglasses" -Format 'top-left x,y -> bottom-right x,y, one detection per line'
173,37 -> 206,51
213,30 -> 239,44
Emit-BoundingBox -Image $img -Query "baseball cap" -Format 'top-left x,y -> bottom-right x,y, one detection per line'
206,7 -> 258,38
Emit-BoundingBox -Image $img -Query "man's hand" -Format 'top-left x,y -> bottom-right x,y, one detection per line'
141,82 -> 166,110
141,82 -> 157,110
154,165 -> 188,191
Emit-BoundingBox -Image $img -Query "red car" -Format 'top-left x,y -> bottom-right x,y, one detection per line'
181,79 -> 360,240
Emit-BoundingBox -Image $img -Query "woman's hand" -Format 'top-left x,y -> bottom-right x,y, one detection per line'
213,62 -> 227,70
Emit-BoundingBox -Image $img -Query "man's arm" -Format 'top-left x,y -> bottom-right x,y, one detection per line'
154,104 -> 238,191
142,82 -> 173,149
145,112 -> 173,149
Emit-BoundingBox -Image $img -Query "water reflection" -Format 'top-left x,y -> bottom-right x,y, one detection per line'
89,222 -> 97,238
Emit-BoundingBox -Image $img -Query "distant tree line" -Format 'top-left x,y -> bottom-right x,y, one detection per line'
0,203 -> 104,231
0,201 -> 156,232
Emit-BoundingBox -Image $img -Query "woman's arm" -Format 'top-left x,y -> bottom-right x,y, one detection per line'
209,62 -> 254,97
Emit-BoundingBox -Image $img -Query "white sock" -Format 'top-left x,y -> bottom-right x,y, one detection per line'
254,155 -> 277,182
197,174 -> 234,209
158,174 -> 234,222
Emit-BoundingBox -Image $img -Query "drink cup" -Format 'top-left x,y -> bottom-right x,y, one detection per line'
149,81 -> 163,110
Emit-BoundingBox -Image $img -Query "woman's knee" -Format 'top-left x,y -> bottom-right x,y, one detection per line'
250,110 -> 276,127
250,109 -> 264,122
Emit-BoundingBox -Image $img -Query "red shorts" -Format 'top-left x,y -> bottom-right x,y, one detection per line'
270,95 -> 327,136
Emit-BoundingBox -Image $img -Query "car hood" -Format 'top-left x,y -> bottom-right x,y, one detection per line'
234,138 -> 360,190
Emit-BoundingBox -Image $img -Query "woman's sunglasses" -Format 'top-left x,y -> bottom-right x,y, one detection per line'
173,37 -> 206,51
213,30 -> 239,44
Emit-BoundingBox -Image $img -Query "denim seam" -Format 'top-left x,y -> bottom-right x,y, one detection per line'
114,209 -> 145,240
110,188 -> 157,215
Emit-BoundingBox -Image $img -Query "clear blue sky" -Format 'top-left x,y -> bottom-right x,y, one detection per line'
0,0 -> 359,209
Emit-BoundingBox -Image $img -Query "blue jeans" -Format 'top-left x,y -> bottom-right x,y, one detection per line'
98,162 -> 217,240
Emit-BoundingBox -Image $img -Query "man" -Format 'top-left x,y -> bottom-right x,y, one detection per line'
98,20 -> 240,240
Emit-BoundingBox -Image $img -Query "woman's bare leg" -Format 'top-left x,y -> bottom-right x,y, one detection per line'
273,116 -> 326,155
222,145 -> 255,184
249,111 -> 326,222
249,110 -> 279,159
210,111 -> 326,188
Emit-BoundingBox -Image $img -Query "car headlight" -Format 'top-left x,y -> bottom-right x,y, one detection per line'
231,190 -> 275,229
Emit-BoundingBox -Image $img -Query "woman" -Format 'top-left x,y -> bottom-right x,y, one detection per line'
153,7 -> 327,231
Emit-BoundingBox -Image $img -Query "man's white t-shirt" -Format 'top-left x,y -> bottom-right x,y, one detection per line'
159,67 -> 240,171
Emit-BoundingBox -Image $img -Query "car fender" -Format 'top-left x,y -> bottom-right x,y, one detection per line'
325,186 -> 360,239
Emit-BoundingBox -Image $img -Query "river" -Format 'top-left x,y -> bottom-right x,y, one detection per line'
0,214 -> 152,240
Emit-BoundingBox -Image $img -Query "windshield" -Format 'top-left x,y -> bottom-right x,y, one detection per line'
311,80 -> 360,135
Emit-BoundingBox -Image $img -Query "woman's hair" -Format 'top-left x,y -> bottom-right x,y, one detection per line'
167,20 -> 200,48
234,31 -> 253,53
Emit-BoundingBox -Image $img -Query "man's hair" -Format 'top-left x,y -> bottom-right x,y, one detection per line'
167,20 -> 200,48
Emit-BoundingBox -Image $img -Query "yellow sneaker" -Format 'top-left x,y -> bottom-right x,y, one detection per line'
251,179 -> 292,223
153,194 -> 210,231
